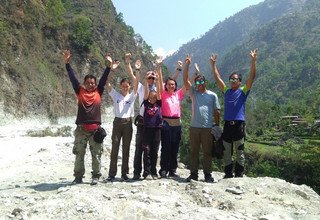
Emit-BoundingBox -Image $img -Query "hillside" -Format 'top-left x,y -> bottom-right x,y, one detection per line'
215,0 -> 320,133
164,0 -> 307,77
0,0 -> 155,121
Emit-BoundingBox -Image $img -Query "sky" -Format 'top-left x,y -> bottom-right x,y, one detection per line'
112,0 -> 265,57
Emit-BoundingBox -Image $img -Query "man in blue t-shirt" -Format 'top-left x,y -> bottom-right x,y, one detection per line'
210,49 -> 258,178
183,55 -> 221,183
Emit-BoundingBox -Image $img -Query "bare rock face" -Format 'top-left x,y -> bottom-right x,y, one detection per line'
0,114 -> 319,219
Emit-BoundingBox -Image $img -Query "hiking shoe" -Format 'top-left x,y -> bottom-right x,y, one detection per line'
186,173 -> 198,182
121,174 -> 129,181
90,178 -> 99,185
223,174 -> 234,179
105,176 -> 115,182
159,170 -> 167,178
72,177 -> 83,184
151,175 -> 158,180
168,172 -> 178,178
204,174 -> 214,183
235,173 -> 243,178
132,174 -> 141,180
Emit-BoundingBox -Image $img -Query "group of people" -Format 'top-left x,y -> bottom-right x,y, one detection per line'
63,48 -> 258,185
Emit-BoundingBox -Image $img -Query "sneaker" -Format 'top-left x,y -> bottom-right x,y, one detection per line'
105,176 -> 115,182
159,170 -> 167,178
204,174 -> 214,183
132,174 -> 141,180
121,174 -> 129,181
186,173 -> 198,182
151,175 -> 158,180
91,178 -> 99,185
72,177 -> 83,184
168,172 -> 178,178
223,174 -> 234,179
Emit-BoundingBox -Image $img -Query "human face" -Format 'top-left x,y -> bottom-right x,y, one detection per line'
120,81 -> 130,95
148,91 -> 157,104
166,80 -> 176,93
229,74 -> 241,89
146,71 -> 156,85
195,79 -> 206,92
84,78 -> 96,92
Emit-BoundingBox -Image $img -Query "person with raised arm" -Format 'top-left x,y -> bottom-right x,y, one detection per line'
125,53 -> 158,180
64,49 -> 117,185
141,69 -> 162,180
183,54 -> 221,183
157,58 -> 186,178
105,54 -> 139,182
209,49 -> 258,178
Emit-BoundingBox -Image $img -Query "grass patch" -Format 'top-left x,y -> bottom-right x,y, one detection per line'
26,126 -> 72,137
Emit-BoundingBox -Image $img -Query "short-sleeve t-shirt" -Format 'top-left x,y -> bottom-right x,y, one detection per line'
189,87 -> 220,128
109,88 -> 137,118
223,85 -> 250,121
161,88 -> 184,118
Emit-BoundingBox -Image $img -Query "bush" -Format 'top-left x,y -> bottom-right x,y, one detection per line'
70,15 -> 93,51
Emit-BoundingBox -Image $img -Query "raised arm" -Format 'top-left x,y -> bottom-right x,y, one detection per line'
98,53 -> 118,94
246,48 -> 258,90
210,54 -> 225,91
104,54 -> 120,93
155,56 -> 164,93
171,60 -> 183,81
133,63 -> 140,93
183,55 -> 192,90
125,53 -> 135,81
143,73 -> 149,100
154,72 -> 161,100
63,49 -> 80,93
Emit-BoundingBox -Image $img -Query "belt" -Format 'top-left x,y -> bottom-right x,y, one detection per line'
225,120 -> 242,125
162,116 -> 180,119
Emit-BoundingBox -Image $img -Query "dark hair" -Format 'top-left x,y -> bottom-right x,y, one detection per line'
84,74 -> 97,84
194,75 -> 206,84
229,71 -> 242,82
120,78 -> 131,85
165,77 -> 178,92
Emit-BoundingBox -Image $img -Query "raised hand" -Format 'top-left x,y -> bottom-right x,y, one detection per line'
125,53 -> 131,64
135,59 -> 141,70
177,60 -> 183,69
210,53 -> 217,64
185,54 -> 191,65
112,60 -> 120,71
250,48 -> 258,61
155,56 -> 163,66
63,49 -> 71,64
105,53 -> 113,68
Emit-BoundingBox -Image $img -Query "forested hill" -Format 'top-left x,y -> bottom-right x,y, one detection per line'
0,0 -> 155,120
164,0 -> 307,77
215,0 -> 320,134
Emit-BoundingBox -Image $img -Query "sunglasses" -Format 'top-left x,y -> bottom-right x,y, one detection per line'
229,78 -> 240,83
147,77 -> 155,80
195,80 -> 205,85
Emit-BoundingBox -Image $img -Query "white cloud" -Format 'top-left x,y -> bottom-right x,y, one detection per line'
154,48 -> 176,58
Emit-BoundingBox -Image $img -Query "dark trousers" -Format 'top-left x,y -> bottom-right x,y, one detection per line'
108,117 -> 132,177
160,121 -> 181,174
133,124 -> 143,176
141,127 -> 161,176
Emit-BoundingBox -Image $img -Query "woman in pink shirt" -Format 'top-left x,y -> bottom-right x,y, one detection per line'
158,59 -> 186,178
